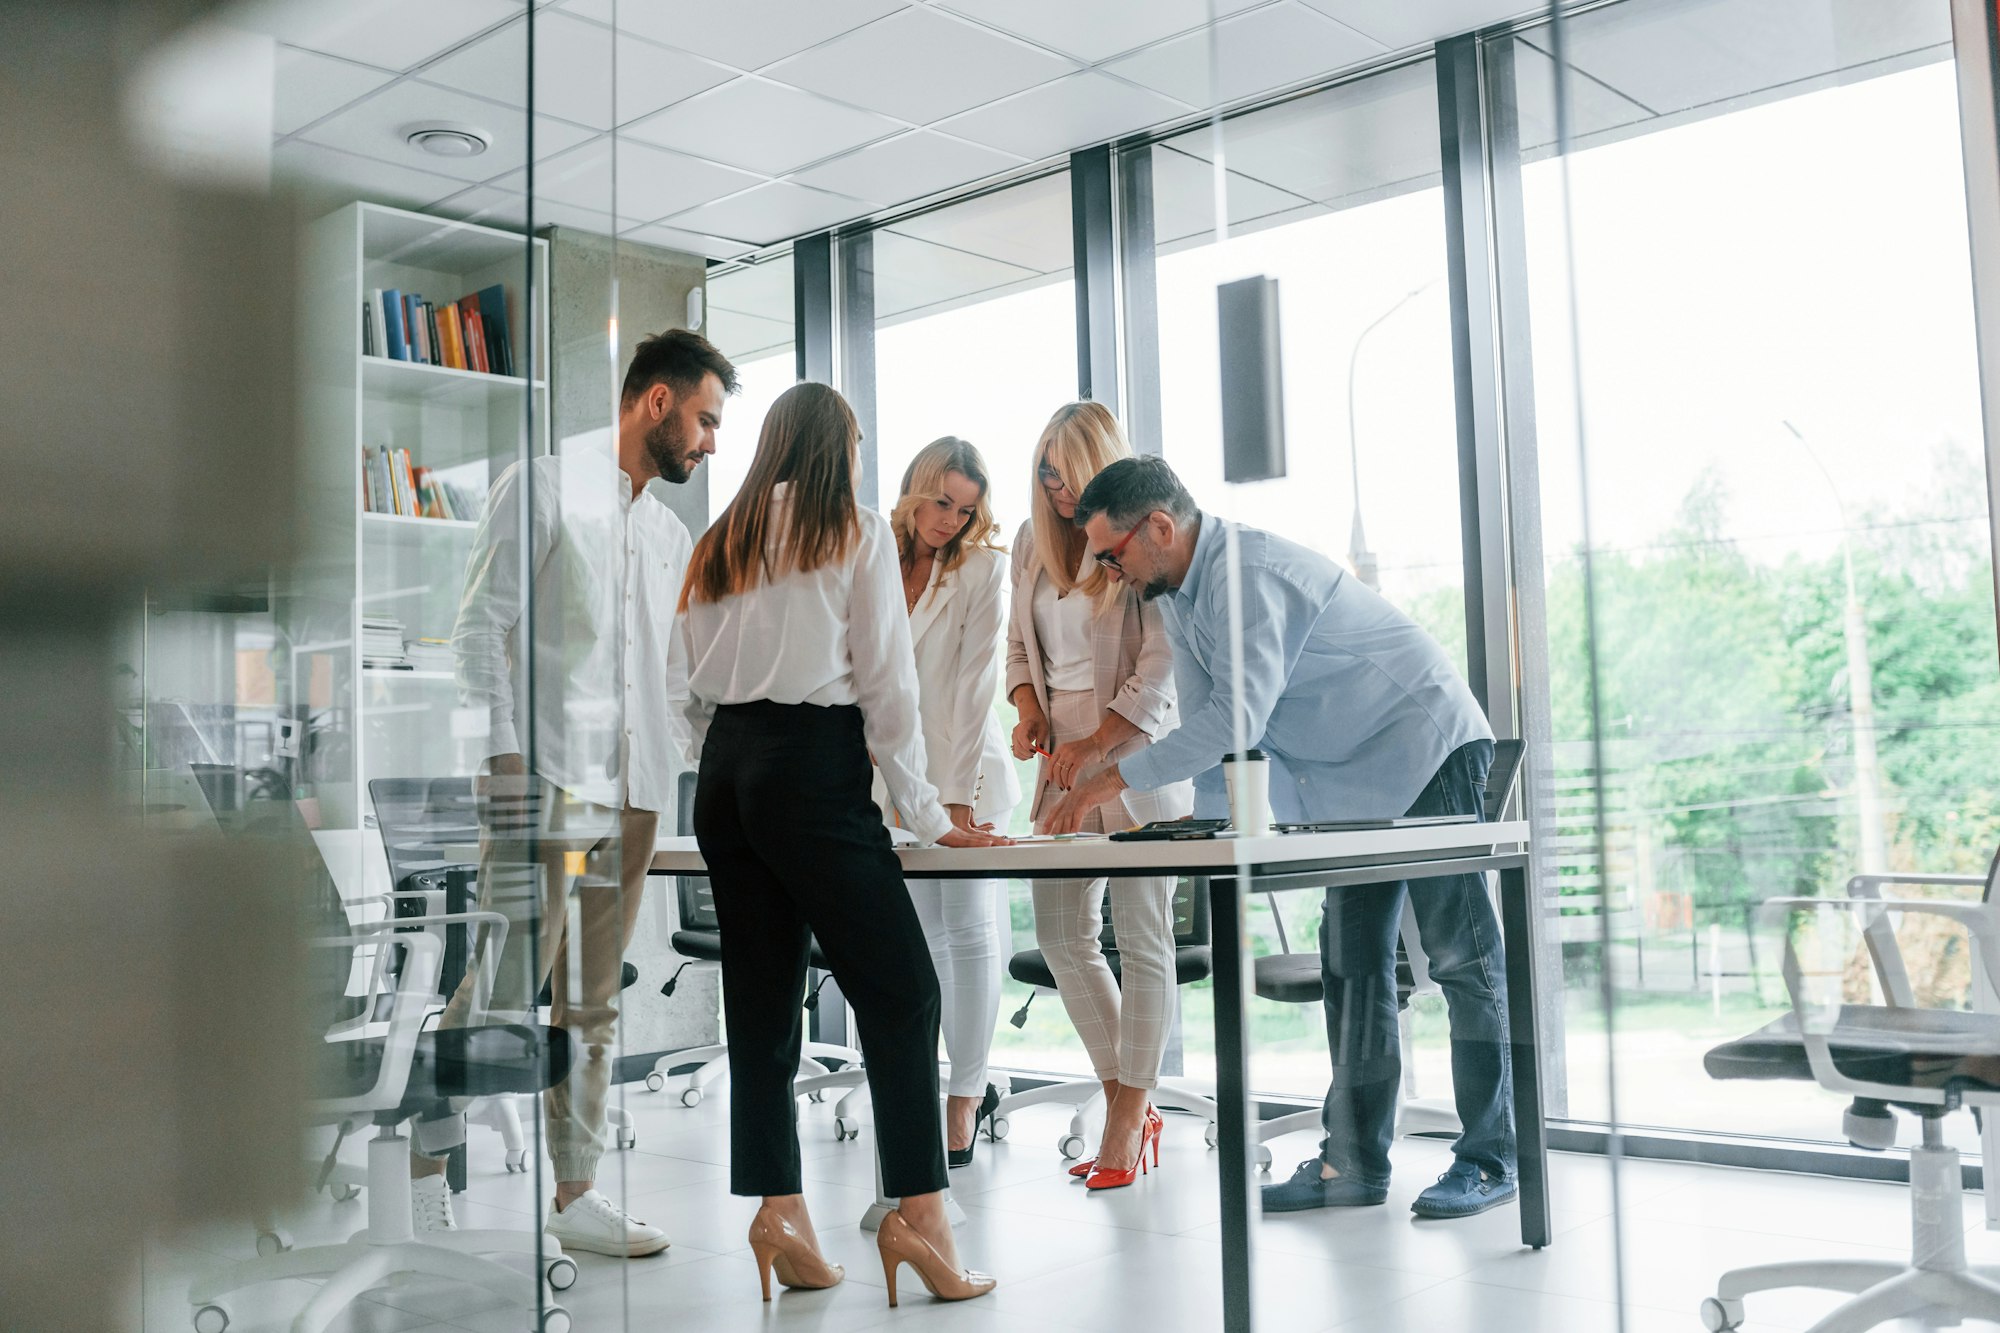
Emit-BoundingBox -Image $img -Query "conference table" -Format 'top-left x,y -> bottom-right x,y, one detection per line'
652,819 -> 1544,1333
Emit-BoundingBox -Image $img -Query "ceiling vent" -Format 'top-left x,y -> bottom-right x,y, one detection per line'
404,122 -> 490,158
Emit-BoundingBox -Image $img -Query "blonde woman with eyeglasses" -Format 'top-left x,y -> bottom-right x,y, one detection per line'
1005,401 -> 1194,1191
877,436 -> 1021,1168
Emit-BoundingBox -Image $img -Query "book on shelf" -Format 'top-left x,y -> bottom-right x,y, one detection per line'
361,445 -> 487,524
362,616 -> 408,669
406,637 -> 454,672
364,283 -> 517,377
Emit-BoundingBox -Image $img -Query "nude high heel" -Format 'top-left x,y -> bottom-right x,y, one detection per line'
748,1206 -> 844,1301
875,1209 -> 996,1308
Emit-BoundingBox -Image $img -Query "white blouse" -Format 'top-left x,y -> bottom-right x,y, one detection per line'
680,485 -> 951,843
1033,576 -> 1095,693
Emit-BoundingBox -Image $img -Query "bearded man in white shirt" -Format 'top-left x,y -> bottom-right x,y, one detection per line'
408,329 -> 739,1259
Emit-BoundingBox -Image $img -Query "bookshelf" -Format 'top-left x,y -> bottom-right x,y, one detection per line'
298,201 -> 548,886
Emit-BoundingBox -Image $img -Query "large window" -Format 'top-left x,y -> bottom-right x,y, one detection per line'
705,251 -> 796,518
1513,0 -> 1996,1147
1142,61 -> 1468,1101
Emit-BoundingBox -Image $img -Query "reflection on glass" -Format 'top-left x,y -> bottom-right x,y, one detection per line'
706,252 -> 798,511
1518,0 -> 1995,1147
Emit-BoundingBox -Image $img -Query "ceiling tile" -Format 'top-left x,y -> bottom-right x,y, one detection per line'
621,221 -> 761,260
233,0 -> 522,73
1104,2 -> 1384,107
792,131 -> 1023,206
299,80 -> 595,182
766,7 -> 1077,124
583,0 -> 909,72
937,70 -> 1194,162
1508,36 -> 1653,156
706,307 -> 794,360
883,170 -> 1072,272
659,180 -> 876,245
1301,0 -> 1531,51
272,46 -> 394,135
872,230 -> 1039,321
419,13 -> 736,129
486,135 -> 762,224
622,78 -> 902,176
937,0 -> 1263,64
271,139 -> 468,212
425,183 -> 619,234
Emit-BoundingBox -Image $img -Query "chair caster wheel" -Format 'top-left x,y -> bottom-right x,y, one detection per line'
644,1071 -> 666,1093
545,1256 -> 578,1291
1255,1145 -> 1273,1171
254,1228 -> 291,1256
680,1087 -> 702,1108
989,1114 -> 1010,1142
1058,1134 -> 1087,1160
539,1305 -> 571,1333
834,1117 -> 861,1141
505,1149 -> 529,1173
192,1303 -> 230,1333
617,1130 -> 637,1150
1699,1296 -> 1743,1331
1203,1121 -> 1219,1149
331,1183 -> 361,1202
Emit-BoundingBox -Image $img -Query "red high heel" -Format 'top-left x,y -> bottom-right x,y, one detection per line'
1084,1108 -> 1162,1191
1069,1106 -> 1161,1179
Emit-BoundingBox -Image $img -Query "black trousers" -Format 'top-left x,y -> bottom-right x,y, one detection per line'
695,700 -> 948,1199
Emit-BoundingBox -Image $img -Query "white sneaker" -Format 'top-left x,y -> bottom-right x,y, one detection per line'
411,1174 -> 458,1234
545,1189 -> 669,1257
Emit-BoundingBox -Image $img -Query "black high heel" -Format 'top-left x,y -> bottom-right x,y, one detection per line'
947,1084 -> 1003,1169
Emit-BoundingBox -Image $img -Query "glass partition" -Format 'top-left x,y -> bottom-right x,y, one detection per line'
1509,0 -> 1995,1152
706,250 -> 797,512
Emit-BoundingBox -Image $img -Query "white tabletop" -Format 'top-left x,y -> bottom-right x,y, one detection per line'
648,819 -> 1528,878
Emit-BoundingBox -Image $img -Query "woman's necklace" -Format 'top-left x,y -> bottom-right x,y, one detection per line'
904,553 -> 933,613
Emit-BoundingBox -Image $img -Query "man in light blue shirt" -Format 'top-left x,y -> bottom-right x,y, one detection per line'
1045,456 -> 1514,1219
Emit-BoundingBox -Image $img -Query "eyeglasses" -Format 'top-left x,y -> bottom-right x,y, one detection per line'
1092,517 -> 1152,570
1037,462 -> 1072,493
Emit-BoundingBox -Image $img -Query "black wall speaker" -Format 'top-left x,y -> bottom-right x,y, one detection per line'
1217,275 -> 1286,483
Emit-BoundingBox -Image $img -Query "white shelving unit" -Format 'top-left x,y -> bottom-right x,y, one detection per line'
298,201 -> 548,876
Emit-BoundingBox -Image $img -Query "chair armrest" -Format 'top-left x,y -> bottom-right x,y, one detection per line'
311,930 -> 441,1115
1764,895 -> 2000,1106
1846,876 -> 1990,1009
360,906 -> 512,1024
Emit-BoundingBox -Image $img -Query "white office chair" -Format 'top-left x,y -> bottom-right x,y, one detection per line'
189,916 -> 576,1333
1699,847 -> 2000,1332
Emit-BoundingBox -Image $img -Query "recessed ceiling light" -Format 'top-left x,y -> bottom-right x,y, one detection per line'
404,122 -> 490,158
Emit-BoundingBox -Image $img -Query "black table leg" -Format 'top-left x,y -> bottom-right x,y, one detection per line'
1499,862 -> 1550,1248
1210,873 -> 1256,1333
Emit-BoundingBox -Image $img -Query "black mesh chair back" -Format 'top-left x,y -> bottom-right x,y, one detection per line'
1484,738 -> 1525,824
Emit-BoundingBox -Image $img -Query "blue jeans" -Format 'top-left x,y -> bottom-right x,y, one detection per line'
1316,739 -> 1513,1187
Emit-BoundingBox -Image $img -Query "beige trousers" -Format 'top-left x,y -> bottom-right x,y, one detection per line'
433,788 -> 658,1184
1029,688 -> 1178,1090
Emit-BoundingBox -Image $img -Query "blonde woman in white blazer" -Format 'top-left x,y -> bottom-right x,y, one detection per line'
1006,402 -> 1194,1191
876,436 -> 1023,1168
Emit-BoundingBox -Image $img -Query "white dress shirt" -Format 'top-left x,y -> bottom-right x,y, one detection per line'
681,485 -> 952,843
1032,575 -> 1096,692
452,450 -> 694,813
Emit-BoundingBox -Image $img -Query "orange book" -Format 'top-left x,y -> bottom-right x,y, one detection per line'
458,298 -> 487,373
438,313 -> 461,370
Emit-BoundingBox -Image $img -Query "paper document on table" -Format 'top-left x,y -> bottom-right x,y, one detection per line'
1010,832 -> 1112,843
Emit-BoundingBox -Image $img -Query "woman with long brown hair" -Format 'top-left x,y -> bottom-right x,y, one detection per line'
680,382 -> 1005,1307
1005,401 -> 1194,1190
881,436 -> 1020,1167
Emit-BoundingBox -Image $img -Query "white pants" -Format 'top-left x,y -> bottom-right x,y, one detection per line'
906,875 -> 1009,1098
1030,688 -> 1178,1090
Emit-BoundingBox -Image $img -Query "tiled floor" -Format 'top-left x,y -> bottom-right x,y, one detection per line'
142,1085 -> 2000,1332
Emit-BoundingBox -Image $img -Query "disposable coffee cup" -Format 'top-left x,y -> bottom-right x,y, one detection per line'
1224,749 -> 1271,837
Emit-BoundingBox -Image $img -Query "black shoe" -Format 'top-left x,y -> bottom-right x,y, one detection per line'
947,1084 -> 1003,1169
1411,1159 -> 1517,1218
1260,1158 -> 1388,1213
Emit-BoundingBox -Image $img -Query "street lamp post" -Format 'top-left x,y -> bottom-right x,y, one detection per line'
1344,280 -> 1437,590
1782,420 -> 1886,873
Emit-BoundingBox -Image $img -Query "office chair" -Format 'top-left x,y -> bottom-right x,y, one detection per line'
647,771 -> 869,1135
1698,845 -> 2000,1333
189,887 -> 579,1332
1249,738 -> 1525,1167
369,778 -> 638,1172
990,875 -> 1221,1159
